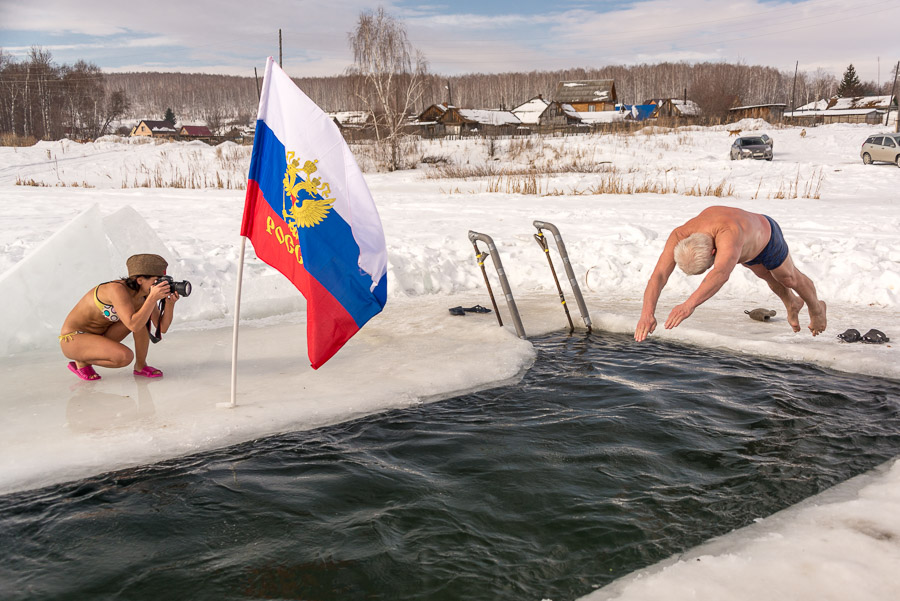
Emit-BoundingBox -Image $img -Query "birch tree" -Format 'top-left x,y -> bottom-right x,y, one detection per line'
348,7 -> 427,170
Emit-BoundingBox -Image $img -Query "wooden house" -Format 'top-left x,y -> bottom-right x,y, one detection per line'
511,96 -> 579,131
179,125 -> 213,141
784,95 -> 895,125
644,98 -> 701,119
131,119 -> 177,138
554,80 -> 618,112
728,104 -> 786,122
438,107 -> 522,136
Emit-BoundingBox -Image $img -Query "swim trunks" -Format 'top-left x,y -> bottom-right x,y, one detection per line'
743,215 -> 788,270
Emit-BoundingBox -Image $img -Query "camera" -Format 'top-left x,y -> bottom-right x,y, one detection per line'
155,275 -> 192,297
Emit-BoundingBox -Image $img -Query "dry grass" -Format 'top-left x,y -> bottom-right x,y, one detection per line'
1,134 -> 38,147
16,177 -> 94,188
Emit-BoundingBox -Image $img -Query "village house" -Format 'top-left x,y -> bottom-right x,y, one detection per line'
130,119 -> 177,138
178,125 -> 213,141
644,98 -> 702,119
554,80 -> 618,112
415,103 -> 452,137
442,107 -> 522,136
728,103 -> 786,122
415,104 -> 522,136
511,95 -> 580,131
784,95 -> 897,125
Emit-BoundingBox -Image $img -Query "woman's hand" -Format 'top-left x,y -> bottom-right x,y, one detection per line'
147,279 -> 172,303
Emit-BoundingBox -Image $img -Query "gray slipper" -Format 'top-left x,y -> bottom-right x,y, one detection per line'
745,308 -> 776,321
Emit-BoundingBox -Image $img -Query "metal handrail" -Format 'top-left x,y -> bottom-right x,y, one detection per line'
532,220 -> 592,332
468,230 -> 527,339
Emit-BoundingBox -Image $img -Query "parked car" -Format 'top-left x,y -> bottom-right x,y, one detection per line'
730,135 -> 773,161
860,133 -> 900,167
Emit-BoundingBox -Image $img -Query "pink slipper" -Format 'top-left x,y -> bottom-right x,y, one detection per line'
68,361 -> 101,381
133,365 -> 163,378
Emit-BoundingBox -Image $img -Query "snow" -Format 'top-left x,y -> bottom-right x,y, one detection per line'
2,120 -> 900,600
828,95 -> 894,110
456,108 -> 521,126
512,97 -> 550,125
575,110 -> 624,123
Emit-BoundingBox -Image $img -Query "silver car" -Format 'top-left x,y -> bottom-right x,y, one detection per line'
730,135 -> 773,161
860,133 -> 900,167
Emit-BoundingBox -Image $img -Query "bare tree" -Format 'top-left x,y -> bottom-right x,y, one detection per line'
348,6 -> 427,171
202,105 -> 227,135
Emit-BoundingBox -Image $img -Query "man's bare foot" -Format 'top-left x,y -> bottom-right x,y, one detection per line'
808,300 -> 827,336
786,296 -> 804,333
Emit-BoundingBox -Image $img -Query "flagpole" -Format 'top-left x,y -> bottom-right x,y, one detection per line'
219,236 -> 247,408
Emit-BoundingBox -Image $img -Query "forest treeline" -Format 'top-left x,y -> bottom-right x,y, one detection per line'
104,61 -> 860,126
2,46 -> 893,140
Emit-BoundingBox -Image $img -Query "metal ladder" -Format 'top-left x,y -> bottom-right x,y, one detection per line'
467,222 -> 591,338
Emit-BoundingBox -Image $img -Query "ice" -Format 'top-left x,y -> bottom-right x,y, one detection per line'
1,122 -> 899,600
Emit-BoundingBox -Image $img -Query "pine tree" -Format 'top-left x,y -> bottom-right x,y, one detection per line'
163,107 -> 176,124
837,64 -> 861,97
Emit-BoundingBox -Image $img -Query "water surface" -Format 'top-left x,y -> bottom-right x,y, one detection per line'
2,333 -> 899,600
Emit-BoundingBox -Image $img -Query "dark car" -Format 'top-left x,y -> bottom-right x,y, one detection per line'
730,135 -> 773,161
860,133 -> 900,167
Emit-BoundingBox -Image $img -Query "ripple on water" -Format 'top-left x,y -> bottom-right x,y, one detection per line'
1,332 -> 899,601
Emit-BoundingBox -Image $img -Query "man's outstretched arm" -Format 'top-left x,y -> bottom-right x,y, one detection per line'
663,231 -> 741,330
635,234 -> 678,341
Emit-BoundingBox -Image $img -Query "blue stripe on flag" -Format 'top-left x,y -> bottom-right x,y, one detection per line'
249,120 -> 386,327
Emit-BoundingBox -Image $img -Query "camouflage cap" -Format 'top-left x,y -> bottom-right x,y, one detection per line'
126,254 -> 168,277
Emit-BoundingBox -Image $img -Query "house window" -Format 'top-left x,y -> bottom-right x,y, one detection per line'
589,105 -> 595,112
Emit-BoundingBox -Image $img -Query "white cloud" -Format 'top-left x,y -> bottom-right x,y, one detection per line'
1,0 -> 896,81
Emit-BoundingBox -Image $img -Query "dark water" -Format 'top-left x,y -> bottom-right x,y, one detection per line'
2,333 -> 900,601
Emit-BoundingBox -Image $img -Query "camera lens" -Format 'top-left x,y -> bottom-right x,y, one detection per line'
177,281 -> 192,297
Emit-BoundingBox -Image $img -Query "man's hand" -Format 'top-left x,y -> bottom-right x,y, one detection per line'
635,314 -> 657,342
664,302 -> 695,330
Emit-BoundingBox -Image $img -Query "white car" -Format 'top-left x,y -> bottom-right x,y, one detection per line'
860,133 -> 900,167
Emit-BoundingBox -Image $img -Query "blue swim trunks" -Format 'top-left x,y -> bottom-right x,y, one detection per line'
743,215 -> 788,270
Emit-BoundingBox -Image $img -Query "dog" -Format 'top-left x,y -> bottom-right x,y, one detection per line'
727,129 -> 742,136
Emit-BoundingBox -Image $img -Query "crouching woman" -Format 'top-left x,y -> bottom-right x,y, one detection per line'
59,253 -> 179,381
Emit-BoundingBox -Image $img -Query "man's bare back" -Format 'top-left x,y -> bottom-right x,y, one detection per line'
634,206 -> 826,341
672,206 -> 772,264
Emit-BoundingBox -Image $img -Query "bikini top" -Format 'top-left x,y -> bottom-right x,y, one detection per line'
93,282 -> 121,322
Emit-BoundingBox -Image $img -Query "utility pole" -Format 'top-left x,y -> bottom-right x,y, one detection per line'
279,29 -> 283,67
446,80 -> 452,106
887,61 -> 899,132
790,61 -> 798,112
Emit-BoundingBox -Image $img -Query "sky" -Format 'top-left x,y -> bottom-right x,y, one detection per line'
1,0 -> 899,83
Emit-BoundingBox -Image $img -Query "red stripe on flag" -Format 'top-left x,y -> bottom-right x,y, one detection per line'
242,180 -> 360,369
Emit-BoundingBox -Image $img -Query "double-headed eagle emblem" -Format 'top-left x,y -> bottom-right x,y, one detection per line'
282,151 -> 334,235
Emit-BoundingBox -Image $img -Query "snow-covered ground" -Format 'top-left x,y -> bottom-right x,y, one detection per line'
1,120 -> 898,600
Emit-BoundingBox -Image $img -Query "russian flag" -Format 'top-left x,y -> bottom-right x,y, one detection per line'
241,58 -> 387,369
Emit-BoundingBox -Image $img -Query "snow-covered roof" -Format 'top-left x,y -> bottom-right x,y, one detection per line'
784,108 -> 885,117
794,99 -> 829,111
328,111 -> 371,126
671,99 -> 701,116
573,110 -> 624,123
828,95 -> 894,110
511,97 -> 550,125
139,119 -> 176,133
456,109 -> 521,126
555,80 -> 616,105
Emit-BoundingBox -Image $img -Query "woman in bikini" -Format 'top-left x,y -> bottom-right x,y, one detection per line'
59,254 -> 179,381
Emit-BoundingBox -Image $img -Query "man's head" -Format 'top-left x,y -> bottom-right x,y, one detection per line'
674,233 -> 715,275
126,254 -> 168,278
